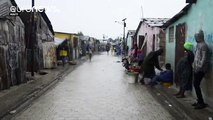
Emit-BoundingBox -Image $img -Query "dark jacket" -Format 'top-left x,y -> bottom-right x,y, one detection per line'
176,50 -> 194,90
142,50 -> 162,77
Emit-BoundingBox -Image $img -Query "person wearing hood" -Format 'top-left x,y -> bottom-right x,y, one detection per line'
139,48 -> 163,84
192,30 -> 210,109
174,42 -> 194,98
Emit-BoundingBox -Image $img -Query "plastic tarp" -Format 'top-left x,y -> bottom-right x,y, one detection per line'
54,37 -> 66,46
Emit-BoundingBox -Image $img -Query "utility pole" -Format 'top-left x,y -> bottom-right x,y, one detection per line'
122,18 -> 127,56
115,18 -> 127,55
31,0 -> 35,76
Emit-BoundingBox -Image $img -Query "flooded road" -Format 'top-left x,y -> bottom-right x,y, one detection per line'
12,53 -> 175,120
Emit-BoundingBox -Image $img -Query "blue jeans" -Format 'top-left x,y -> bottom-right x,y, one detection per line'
61,57 -> 66,66
150,76 -> 161,85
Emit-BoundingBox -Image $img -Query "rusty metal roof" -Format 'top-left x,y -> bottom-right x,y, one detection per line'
143,18 -> 169,27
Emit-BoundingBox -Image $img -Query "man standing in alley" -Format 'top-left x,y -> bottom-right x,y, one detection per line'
60,47 -> 68,67
106,42 -> 110,55
88,46 -> 93,61
193,30 -> 210,109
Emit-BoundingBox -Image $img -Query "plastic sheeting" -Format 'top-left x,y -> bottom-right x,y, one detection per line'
54,37 -> 65,46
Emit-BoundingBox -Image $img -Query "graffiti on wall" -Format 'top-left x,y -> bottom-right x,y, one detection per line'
188,32 -> 213,64
188,33 -> 213,43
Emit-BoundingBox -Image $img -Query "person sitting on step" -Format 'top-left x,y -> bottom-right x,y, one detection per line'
149,63 -> 173,87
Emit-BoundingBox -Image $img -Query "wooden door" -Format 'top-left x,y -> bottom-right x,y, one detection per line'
175,23 -> 186,85
152,34 -> 155,51
159,30 -> 166,66
139,35 -> 145,49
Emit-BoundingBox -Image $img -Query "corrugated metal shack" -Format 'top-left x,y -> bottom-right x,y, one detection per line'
0,0 -> 26,90
20,10 -> 56,70
54,37 -> 69,61
39,12 -> 56,69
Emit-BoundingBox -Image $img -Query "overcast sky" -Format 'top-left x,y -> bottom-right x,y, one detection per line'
16,0 -> 187,39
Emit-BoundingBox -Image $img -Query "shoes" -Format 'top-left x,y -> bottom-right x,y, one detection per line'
194,103 -> 207,109
192,102 -> 198,106
139,80 -> 145,85
149,83 -> 155,88
173,92 -> 181,96
176,94 -> 185,98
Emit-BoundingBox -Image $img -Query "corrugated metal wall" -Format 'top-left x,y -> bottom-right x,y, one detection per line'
0,17 -> 26,90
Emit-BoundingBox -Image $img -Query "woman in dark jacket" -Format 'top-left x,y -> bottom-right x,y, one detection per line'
174,42 -> 194,98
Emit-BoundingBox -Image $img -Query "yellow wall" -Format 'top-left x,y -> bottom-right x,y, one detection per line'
55,32 -> 73,48
54,32 -> 79,59
54,32 -> 71,40
55,32 -> 79,49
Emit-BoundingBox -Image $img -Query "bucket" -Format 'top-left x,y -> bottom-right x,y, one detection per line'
134,73 -> 139,83
127,72 -> 137,83
162,82 -> 173,88
128,78 -> 136,83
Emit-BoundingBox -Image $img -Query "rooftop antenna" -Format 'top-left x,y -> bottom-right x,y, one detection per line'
141,5 -> 144,21
141,0 -> 144,21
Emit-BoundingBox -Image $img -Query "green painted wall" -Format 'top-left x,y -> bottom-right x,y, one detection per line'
166,0 -> 213,67
165,0 -> 213,106
186,0 -> 213,64
165,16 -> 188,70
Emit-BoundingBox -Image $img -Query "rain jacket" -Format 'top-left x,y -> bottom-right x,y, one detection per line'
142,50 -> 163,78
60,50 -> 68,57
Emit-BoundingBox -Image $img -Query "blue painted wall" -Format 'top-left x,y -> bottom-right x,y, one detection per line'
186,0 -> 213,64
165,17 -> 188,70
165,0 -> 213,106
